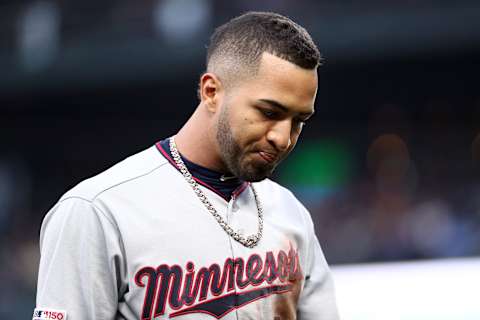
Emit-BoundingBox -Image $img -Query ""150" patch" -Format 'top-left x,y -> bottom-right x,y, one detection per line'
33,308 -> 67,320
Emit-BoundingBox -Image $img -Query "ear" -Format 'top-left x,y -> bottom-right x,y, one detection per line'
199,72 -> 223,113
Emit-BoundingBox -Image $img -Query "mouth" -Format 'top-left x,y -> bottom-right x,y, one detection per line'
258,151 -> 277,164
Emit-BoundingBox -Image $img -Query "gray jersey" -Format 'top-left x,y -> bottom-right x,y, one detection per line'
35,145 -> 339,320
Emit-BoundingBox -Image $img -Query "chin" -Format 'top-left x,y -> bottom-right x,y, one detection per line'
237,164 -> 275,182
243,175 -> 268,183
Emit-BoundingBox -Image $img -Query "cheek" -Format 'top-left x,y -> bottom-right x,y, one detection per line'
233,115 -> 266,143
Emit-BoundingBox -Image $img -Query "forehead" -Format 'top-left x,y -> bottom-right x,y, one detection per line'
242,52 -> 318,113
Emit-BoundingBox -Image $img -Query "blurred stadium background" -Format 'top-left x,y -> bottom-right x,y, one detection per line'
1,0 -> 480,318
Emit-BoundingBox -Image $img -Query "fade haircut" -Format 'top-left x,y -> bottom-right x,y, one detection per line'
205,11 -> 321,89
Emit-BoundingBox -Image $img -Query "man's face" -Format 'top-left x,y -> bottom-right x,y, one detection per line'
216,52 -> 318,182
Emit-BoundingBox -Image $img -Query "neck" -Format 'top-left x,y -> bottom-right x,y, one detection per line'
174,104 -> 229,174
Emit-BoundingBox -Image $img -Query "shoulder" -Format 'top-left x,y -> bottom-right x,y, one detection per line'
253,178 -> 297,201
253,178 -> 305,208
60,145 -> 168,203
253,178 -> 313,227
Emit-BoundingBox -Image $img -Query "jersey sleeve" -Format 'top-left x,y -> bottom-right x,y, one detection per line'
297,211 -> 340,320
36,197 -> 126,320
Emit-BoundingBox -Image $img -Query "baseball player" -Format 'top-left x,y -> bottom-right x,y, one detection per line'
34,12 -> 339,320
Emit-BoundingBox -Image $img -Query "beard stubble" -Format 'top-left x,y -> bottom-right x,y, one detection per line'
216,105 -> 275,182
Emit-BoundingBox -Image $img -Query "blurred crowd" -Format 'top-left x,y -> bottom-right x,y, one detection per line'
310,159 -> 480,264
286,100 -> 480,263
294,101 -> 480,264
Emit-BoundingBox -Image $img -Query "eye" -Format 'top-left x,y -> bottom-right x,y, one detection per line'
259,108 -> 278,119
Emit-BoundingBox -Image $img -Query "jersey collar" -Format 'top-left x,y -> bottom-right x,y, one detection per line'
156,138 -> 248,201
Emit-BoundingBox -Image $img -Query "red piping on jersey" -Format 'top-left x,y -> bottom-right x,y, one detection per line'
232,181 -> 249,200
155,142 -> 248,202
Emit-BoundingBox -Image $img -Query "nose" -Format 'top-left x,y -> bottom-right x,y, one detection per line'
266,119 -> 292,152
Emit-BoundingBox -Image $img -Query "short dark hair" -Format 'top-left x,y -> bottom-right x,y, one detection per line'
206,11 -> 321,75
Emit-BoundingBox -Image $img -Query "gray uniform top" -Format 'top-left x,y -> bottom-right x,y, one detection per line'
35,145 -> 339,320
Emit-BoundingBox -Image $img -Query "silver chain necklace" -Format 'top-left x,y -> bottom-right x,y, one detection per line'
169,137 -> 263,248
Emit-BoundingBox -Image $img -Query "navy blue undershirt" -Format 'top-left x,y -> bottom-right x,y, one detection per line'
157,138 -> 244,200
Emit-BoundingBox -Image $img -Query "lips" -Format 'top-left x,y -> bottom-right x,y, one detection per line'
258,151 -> 277,163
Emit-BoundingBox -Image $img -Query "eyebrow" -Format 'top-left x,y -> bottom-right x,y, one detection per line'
258,99 -> 314,118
